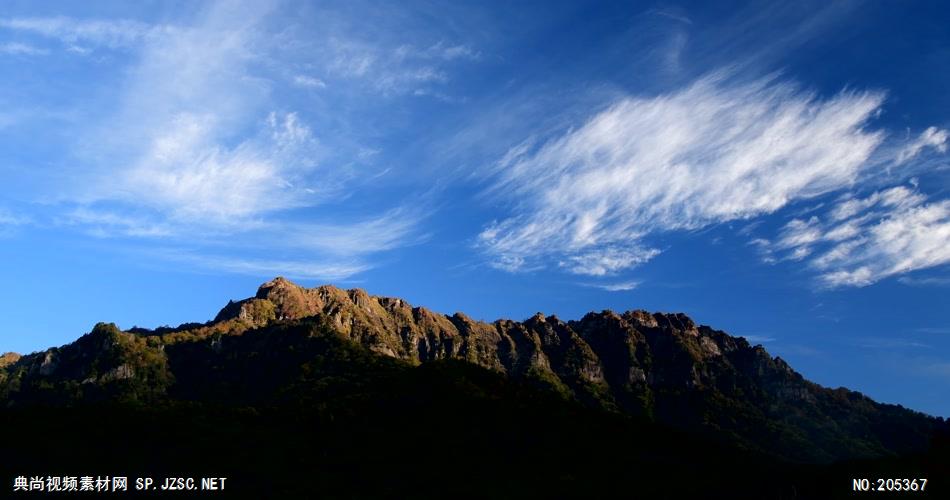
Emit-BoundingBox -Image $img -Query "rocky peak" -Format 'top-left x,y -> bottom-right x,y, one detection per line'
84,322 -> 123,348
246,278 -> 338,322
526,312 -> 566,329
624,309 -> 658,328
652,312 -> 699,336
0,352 -> 21,368
255,276 -> 299,299
571,310 -> 632,335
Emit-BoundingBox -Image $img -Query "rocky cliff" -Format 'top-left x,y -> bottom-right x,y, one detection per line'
0,277 -> 943,464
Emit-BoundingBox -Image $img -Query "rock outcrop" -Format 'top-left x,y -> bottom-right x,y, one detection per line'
0,352 -> 20,369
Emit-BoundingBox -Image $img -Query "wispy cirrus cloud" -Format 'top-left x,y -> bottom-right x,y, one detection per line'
584,280 -> 640,292
898,275 -> 950,287
59,3 -> 332,227
63,206 -> 422,255
856,337 -> 931,349
0,209 -> 29,237
277,209 -> 426,255
61,205 -> 424,281
915,326 -> 950,334
292,75 -> 326,89
23,1 -> 452,281
150,249 -> 371,282
758,184 -> 950,287
0,209 -> 29,227
323,38 -> 467,95
896,126 -> 948,165
561,247 -> 660,276
0,42 -> 48,55
62,207 -> 173,238
0,16 -> 173,51
479,73 -> 886,275
206,257 -> 370,281
113,111 -> 325,223
395,41 -> 480,62
743,335 -> 776,344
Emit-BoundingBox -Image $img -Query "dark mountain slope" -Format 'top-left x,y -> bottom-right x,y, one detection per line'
1,278 -> 947,498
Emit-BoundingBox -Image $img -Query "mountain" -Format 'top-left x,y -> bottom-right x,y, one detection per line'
1,277 -> 946,498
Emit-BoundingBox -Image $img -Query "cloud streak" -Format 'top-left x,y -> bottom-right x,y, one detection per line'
314,35 -> 477,97
480,73 -> 886,275
151,250 -> 371,282
293,75 -> 326,89
760,185 -> 950,287
0,16 -> 173,50
896,126 -> 949,165
0,209 -> 29,228
0,209 -> 29,237
584,280 -> 640,292
0,42 -> 48,55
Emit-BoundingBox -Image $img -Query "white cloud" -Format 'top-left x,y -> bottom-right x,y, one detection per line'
776,217 -> 822,249
819,199 -> 950,287
896,126 -> 949,165
0,16 -> 172,50
585,280 -> 640,291
480,74 -> 885,275
898,275 -> 950,287
760,185 -> 950,287
326,38 -> 376,77
36,2 -> 424,281
0,210 -> 29,226
856,338 -> 931,349
212,258 -> 370,281
57,205 -> 423,280
650,9 -> 694,25
915,326 -> 950,334
157,252 -> 370,281
395,41 -> 480,61
436,44 -> 478,61
487,254 -> 532,273
280,209 -> 424,255
63,207 -> 173,238
560,247 -> 660,276
116,110 -> 322,223
293,75 -> 326,89
0,42 -> 48,55
828,185 -> 925,222
59,3 -> 337,228
323,37 -> 469,95
0,209 -> 29,237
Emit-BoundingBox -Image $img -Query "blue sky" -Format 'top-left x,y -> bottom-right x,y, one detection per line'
1,0 -> 949,416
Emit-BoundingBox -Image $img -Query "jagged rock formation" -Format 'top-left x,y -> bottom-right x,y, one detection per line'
0,277 -> 943,464
0,352 -> 19,368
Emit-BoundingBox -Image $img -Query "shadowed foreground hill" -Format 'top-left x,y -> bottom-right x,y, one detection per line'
0,278 -> 947,498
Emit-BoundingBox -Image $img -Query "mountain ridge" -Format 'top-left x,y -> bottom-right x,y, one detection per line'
1,277 -> 943,466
